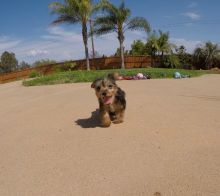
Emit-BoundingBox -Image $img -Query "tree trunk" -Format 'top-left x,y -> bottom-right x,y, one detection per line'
89,19 -> 95,59
82,23 -> 90,71
120,40 -> 125,69
117,34 -> 125,69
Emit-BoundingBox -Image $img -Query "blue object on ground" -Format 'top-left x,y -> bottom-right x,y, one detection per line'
174,72 -> 181,79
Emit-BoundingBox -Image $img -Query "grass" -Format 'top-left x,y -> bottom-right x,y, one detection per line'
22,68 -> 211,86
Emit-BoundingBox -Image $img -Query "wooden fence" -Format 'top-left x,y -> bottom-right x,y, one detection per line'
0,55 -> 157,83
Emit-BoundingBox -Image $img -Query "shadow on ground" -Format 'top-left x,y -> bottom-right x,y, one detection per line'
75,109 -> 101,128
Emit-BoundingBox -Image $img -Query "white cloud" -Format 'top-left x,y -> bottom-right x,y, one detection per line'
1,27 -> 201,63
170,38 -> 202,53
182,12 -> 201,20
42,26 -> 82,42
0,27 -> 85,63
29,49 -> 49,57
0,36 -> 21,51
188,2 -> 198,8
0,27 -> 148,63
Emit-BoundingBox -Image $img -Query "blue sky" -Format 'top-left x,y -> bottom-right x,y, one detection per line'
0,0 -> 220,63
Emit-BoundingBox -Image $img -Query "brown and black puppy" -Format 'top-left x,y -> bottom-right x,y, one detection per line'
91,74 -> 126,127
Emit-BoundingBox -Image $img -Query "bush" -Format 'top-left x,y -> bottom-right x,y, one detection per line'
29,71 -> 41,78
163,55 -> 180,69
56,62 -> 77,72
32,59 -> 57,67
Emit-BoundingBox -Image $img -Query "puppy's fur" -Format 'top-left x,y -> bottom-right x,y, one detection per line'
91,74 -> 126,127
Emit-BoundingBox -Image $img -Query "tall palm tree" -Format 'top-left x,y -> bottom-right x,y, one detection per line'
146,30 -> 174,57
193,42 -> 220,69
204,42 -> 220,69
49,0 -> 98,70
93,0 -> 151,69
145,31 -> 159,56
157,30 -> 173,58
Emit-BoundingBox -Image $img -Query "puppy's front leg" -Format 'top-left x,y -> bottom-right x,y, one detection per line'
100,110 -> 111,127
112,110 -> 124,124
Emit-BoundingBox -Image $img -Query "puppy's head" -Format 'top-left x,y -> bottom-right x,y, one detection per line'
91,75 -> 117,105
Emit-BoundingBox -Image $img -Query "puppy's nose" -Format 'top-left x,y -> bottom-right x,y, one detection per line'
102,92 -> 107,96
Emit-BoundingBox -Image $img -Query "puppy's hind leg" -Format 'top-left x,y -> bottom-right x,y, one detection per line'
112,110 -> 125,124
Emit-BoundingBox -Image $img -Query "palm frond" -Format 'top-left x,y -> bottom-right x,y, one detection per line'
125,17 -> 151,33
94,16 -> 116,27
49,2 -> 65,15
93,24 -> 116,36
98,0 -> 118,17
51,15 -> 79,25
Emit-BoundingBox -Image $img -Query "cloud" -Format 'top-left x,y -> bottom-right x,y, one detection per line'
0,28 -> 201,63
0,36 -> 21,51
170,38 -> 202,53
42,26 -> 82,42
182,12 -> 201,20
0,26 -> 148,63
188,2 -> 198,8
0,27 -> 85,63
28,49 -> 49,57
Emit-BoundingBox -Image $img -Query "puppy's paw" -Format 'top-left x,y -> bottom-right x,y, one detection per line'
112,119 -> 123,124
102,121 -> 111,127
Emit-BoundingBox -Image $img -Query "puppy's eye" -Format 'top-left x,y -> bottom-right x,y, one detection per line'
108,85 -> 113,89
96,86 -> 100,91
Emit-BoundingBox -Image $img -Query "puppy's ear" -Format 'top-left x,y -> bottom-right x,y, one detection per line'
91,78 -> 101,88
91,81 -> 95,88
107,73 -> 116,82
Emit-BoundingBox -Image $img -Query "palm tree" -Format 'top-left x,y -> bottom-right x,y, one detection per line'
146,30 -> 174,57
193,46 -> 205,69
93,0 -> 151,69
157,30 -> 173,58
145,31 -> 159,67
193,42 -> 220,69
145,31 -> 159,57
49,0 -> 98,71
145,30 -> 175,67
204,42 -> 220,69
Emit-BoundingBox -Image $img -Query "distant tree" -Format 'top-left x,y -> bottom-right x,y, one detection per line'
204,42 -> 220,69
176,45 -> 193,69
193,42 -> 220,69
145,30 -> 176,67
89,50 -> 101,58
0,51 -> 18,73
49,0 -> 100,71
32,59 -> 57,67
145,31 -> 159,57
145,30 -> 175,56
19,61 -> 31,70
0,63 -> 3,73
163,54 -> 180,69
157,30 -> 174,59
114,48 -> 120,57
93,0 -> 151,69
130,40 -> 147,55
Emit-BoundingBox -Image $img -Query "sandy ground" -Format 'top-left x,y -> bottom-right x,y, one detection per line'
0,75 -> 220,196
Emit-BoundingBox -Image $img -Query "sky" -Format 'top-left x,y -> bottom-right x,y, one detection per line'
0,0 -> 220,64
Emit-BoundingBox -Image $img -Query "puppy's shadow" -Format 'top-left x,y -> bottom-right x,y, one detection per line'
75,109 -> 101,128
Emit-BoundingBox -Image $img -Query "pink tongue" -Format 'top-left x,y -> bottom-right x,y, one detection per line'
104,97 -> 113,105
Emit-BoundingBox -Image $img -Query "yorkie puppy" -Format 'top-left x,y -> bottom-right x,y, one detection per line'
91,74 -> 126,127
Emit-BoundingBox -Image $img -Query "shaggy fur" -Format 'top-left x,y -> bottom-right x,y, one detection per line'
91,74 -> 126,127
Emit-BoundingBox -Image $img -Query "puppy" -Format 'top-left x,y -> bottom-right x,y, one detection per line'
91,74 -> 126,127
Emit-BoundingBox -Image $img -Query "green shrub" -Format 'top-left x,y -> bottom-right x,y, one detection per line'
29,71 -> 41,78
163,55 -> 180,69
60,62 -> 77,72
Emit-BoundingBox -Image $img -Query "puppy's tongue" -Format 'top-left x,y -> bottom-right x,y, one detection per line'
104,96 -> 113,105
